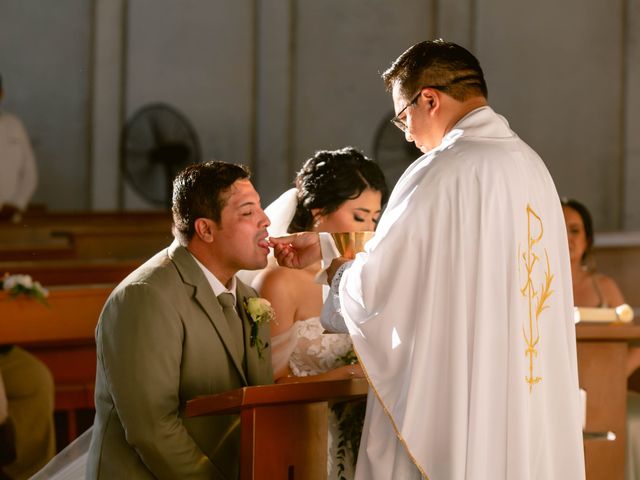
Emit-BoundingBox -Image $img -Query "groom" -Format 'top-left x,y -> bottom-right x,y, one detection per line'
87,161 -> 274,479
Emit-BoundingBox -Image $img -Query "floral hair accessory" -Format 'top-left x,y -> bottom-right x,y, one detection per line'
1,273 -> 49,306
244,297 -> 275,359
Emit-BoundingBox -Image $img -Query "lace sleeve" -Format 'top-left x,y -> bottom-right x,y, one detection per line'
320,262 -> 351,333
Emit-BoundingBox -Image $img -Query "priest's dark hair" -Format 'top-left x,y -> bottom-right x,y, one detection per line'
382,39 -> 488,102
288,147 -> 389,233
172,160 -> 250,245
561,197 -> 594,265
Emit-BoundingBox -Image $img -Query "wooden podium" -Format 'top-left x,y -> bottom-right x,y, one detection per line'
185,325 -> 639,480
186,378 -> 368,480
577,322 -> 640,480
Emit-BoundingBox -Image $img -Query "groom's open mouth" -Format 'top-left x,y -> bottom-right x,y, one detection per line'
257,232 -> 270,253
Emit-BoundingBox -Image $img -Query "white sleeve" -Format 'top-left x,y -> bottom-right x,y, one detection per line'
320,261 -> 351,333
14,119 -> 38,210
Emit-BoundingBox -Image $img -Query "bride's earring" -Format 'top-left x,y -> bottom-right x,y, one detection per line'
311,210 -> 322,230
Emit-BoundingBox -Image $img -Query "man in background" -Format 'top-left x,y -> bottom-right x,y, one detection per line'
0,74 -> 38,222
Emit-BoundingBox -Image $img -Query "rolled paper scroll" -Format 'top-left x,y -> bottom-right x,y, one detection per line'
573,303 -> 634,324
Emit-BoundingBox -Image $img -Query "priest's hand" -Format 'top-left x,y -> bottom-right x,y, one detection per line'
270,232 -> 321,269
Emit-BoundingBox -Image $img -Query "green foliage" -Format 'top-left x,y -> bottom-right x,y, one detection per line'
331,347 -> 365,479
331,399 -> 366,479
0,275 -> 49,307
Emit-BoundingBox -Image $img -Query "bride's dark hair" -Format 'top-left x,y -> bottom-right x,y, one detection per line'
288,147 -> 389,233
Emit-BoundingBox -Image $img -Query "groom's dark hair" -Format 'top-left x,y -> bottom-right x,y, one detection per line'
172,161 -> 250,245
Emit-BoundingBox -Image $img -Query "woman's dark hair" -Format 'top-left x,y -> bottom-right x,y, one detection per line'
561,197 -> 594,264
288,147 -> 389,233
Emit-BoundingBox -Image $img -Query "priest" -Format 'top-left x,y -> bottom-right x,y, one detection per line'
272,40 -> 585,479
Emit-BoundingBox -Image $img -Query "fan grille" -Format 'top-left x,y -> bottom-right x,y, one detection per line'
121,103 -> 201,207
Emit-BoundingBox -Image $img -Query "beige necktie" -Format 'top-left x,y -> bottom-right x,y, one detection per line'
217,293 -> 245,365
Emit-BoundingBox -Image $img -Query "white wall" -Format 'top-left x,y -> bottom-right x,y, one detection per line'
475,0 -> 625,229
1,0 -> 639,230
122,0 -> 255,208
0,0 -> 93,210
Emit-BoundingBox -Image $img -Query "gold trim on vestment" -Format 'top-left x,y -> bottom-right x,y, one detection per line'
519,204 -> 554,392
351,343 -> 430,479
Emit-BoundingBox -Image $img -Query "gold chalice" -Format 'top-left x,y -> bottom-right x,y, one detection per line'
330,231 -> 375,260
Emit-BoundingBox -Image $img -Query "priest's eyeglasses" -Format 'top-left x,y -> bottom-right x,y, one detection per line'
391,85 -> 454,132
390,90 -> 424,132
391,75 -> 484,132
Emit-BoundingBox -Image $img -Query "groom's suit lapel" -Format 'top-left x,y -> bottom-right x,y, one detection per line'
237,281 -> 274,385
169,242 -> 248,385
236,283 -> 260,385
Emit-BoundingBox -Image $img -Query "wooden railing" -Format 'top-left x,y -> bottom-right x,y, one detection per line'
0,258 -> 140,286
187,379 -> 369,480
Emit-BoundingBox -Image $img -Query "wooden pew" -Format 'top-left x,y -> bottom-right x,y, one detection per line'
19,210 -> 171,227
59,224 -> 172,259
0,213 -> 173,261
0,285 -> 112,443
0,259 -> 140,286
0,239 -> 75,262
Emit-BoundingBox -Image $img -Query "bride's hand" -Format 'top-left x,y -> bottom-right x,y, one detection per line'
270,232 -> 321,269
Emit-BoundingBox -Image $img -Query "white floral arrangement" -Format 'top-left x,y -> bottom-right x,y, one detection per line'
1,274 -> 49,306
244,297 -> 275,359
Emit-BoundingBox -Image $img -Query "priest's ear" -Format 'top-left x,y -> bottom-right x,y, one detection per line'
422,88 -> 439,112
193,217 -> 216,243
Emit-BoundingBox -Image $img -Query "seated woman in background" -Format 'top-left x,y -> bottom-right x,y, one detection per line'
250,147 -> 388,479
561,198 -> 640,479
561,198 -> 625,308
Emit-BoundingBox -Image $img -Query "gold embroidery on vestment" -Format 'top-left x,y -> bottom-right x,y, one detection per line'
520,204 -> 554,392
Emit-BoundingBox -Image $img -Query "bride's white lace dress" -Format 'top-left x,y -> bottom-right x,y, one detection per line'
272,316 -> 357,480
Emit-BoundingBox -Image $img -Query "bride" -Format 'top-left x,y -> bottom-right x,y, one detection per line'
33,147 -> 388,480
248,147 -> 388,479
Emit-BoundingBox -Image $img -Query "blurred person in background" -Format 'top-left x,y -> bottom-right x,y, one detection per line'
561,198 -> 625,308
0,73 -> 38,222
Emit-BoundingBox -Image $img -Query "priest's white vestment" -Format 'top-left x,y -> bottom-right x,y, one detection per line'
322,106 -> 585,479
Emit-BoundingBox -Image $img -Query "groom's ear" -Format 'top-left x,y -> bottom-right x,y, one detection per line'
194,218 -> 215,243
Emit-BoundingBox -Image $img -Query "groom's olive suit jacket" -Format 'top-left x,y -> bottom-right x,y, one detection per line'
86,242 -> 273,479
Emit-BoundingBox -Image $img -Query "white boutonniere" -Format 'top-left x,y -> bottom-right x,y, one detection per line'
1,273 -> 49,306
244,297 -> 275,359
